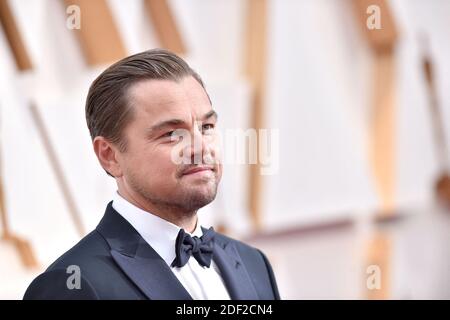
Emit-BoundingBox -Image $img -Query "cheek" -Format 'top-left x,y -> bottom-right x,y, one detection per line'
125,147 -> 177,180
206,135 -> 223,159
217,163 -> 223,180
145,148 -> 179,178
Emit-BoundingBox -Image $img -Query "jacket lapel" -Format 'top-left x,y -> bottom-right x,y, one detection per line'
96,202 -> 192,300
97,202 -> 259,300
210,231 -> 260,300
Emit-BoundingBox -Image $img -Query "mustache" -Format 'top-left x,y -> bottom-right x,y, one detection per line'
176,155 -> 220,177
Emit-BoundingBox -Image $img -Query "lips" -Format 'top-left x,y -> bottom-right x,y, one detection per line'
182,166 -> 214,175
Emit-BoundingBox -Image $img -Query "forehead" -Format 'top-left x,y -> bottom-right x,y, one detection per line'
127,76 -> 212,124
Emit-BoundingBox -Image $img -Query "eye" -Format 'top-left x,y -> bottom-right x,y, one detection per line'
202,123 -> 215,133
161,130 -> 184,143
161,131 -> 175,138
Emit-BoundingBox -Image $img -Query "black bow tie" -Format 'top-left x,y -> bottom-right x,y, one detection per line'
171,227 -> 215,268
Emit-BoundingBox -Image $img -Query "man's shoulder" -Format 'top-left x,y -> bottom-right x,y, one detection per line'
23,230 -> 112,300
46,230 -> 111,272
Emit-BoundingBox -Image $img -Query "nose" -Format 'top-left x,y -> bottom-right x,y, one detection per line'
190,125 -> 205,165
178,123 -> 206,165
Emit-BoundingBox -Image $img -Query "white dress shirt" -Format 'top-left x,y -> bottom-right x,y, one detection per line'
112,192 -> 231,300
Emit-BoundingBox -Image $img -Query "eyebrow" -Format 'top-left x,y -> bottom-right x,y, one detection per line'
146,110 -> 218,135
202,110 -> 218,121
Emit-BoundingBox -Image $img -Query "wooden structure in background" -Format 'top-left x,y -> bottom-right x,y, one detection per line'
144,0 -> 186,54
0,174 -> 37,268
352,0 -> 398,214
0,0 -> 32,70
421,38 -> 450,209
364,231 -> 391,299
0,0 -> 37,268
29,103 -> 86,236
63,0 -> 126,65
244,0 -> 267,231
370,53 -> 396,213
352,0 -> 399,299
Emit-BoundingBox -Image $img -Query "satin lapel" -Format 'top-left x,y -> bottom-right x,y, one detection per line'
97,202 -> 192,300
110,238 -> 192,300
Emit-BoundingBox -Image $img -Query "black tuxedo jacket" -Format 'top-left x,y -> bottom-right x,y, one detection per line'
24,202 -> 280,300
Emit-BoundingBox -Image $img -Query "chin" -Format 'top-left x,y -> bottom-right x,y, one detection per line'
192,188 -> 217,202
182,188 -> 218,210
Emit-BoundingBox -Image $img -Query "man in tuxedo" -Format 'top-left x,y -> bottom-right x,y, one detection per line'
24,49 -> 280,300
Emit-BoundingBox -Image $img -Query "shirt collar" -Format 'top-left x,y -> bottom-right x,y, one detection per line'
112,191 -> 203,266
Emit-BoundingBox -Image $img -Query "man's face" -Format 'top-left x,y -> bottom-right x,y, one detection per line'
116,76 -> 222,213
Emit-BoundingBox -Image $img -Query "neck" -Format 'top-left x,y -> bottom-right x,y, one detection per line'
117,189 -> 198,233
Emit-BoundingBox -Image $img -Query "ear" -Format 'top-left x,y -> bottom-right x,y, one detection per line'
93,136 -> 123,177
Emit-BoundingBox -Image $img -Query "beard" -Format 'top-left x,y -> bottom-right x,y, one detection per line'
126,165 -> 220,215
